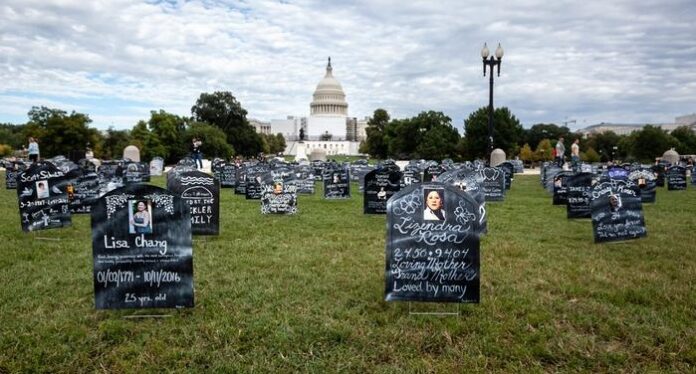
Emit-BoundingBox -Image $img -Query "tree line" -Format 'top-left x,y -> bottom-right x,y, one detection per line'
0,91 -> 286,163
360,107 -> 696,163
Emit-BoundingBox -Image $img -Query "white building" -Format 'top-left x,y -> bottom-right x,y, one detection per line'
274,57 -> 365,157
249,119 -> 271,135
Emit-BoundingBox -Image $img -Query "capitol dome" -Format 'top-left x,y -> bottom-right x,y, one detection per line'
310,57 -> 348,116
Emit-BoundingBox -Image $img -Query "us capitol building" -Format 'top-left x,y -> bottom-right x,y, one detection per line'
249,58 -> 368,157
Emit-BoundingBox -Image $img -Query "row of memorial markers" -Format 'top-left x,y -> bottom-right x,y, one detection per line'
2,155 -> 691,310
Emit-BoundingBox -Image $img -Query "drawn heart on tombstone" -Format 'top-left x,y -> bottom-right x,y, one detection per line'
483,168 -> 499,181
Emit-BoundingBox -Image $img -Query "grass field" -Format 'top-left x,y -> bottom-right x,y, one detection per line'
1,173 -> 694,372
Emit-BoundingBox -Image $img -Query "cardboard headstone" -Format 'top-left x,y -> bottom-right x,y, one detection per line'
214,162 -> 237,188
385,182 -> 482,303
552,171 -> 574,205
363,167 -> 402,214
66,168 -> 101,214
5,161 -> 26,189
323,163 -> 350,199
293,165 -> 316,194
437,169 -> 488,235
591,180 -> 647,243
244,165 -> 270,200
499,161 -> 514,190
652,164 -> 666,187
260,180 -> 298,214
566,172 -> 594,219
628,169 -> 657,203
423,163 -> 446,182
91,184 -> 194,309
666,166 -> 687,190
475,167 -> 505,202
400,165 -> 422,188
123,162 -> 150,184
167,170 -> 220,235
17,161 -> 71,232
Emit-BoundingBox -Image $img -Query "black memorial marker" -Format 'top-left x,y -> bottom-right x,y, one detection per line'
5,161 -> 26,189
385,182 -> 482,303
123,162 -> 151,184
628,169 -> 657,203
168,170 -> 220,235
666,166 -> 687,190
566,172 -> 594,219
17,161 -> 71,232
423,163 -> 446,182
260,180 -> 298,215
400,165 -> 422,188
475,167 -> 505,202
363,167 -> 402,214
92,184 -> 194,309
323,163 -> 350,199
591,180 -> 647,243
437,169 -> 488,235
552,171 -> 574,205
214,162 -> 237,188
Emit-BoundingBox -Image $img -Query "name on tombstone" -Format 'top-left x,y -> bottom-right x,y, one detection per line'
17,162 -> 72,232
591,181 -> 647,243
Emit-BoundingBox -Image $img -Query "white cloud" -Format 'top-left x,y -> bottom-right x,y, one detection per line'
0,0 -> 695,131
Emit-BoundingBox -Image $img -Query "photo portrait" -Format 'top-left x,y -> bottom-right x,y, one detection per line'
128,199 -> 153,234
36,180 -> 50,199
423,188 -> 445,221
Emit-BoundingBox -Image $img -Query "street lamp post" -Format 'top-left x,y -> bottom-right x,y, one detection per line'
481,42 -> 504,164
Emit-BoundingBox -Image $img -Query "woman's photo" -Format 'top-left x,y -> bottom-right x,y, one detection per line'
129,200 -> 153,234
423,189 -> 445,221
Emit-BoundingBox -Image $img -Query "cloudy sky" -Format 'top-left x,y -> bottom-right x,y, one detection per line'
1,0 -> 695,131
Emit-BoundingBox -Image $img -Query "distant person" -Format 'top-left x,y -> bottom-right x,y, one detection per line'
555,137 -> 565,167
423,189 -> 445,221
571,139 -> 580,170
85,147 -> 94,160
191,138 -> 203,169
28,137 -> 40,163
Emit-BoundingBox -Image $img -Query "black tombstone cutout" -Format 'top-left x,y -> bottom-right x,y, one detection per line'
499,161 -> 514,190
215,162 -> 237,188
98,160 -> 124,182
475,167 -> 505,202
234,164 -> 249,195
423,163 -> 446,182
294,166 -> 316,194
652,164 -> 666,187
312,161 -> 325,181
566,172 -> 594,219
260,180 -> 298,214
385,182 -> 482,303
363,167 -> 402,214
5,161 -> 27,189
168,170 -> 220,235
628,169 -> 657,203
552,171 -> 574,205
92,184 -> 193,309
323,164 -> 350,199
543,165 -> 563,193
68,170 -> 102,214
17,161 -> 71,232
245,165 -> 269,200
591,180 -> 647,243
400,165 -> 422,188
666,166 -> 687,190
123,162 -> 150,184
437,169 -> 488,235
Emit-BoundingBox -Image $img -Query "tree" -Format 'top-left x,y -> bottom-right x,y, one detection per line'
518,143 -> 533,165
184,122 -> 235,159
584,131 -> 622,162
129,121 -> 166,162
260,133 -> 287,154
0,123 -> 26,150
363,108 -> 390,159
629,125 -> 678,163
463,106 -> 524,159
146,110 -> 188,163
523,124 -> 571,151
582,147 -> 601,163
191,91 -> 263,156
23,106 -> 103,159
101,128 -> 131,160
670,126 -> 696,155
382,111 -> 459,160
535,139 -> 553,162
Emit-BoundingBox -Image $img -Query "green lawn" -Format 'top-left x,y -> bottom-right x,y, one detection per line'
1,173 -> 694,372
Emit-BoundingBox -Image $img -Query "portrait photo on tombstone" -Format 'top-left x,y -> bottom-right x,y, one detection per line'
423,188 -> 446,221
36,180 -> 50,199
129,200 -> 153,234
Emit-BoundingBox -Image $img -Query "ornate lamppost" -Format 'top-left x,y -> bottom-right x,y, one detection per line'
481,42 -> 504,164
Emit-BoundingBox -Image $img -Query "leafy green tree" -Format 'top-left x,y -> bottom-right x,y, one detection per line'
535,139 -> 553,161
0,123 -> 27,150
191,91 -> 263,156
363,108 -> 390,159
23,106 -> 103,159
519,143 -> 533,164
670,126 -> 696,155
101,128 -> 131,160
582,147 -> 601,163
463,106 -> 524,159
130,121 -> 166,162
260,133 -> 287,154
414,111 -> 460,160
146,110 -> 188,163
584,131 -> 622,162
523,124 -> 571,151
184,122 -> 234,159
629,125 -> 678,163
